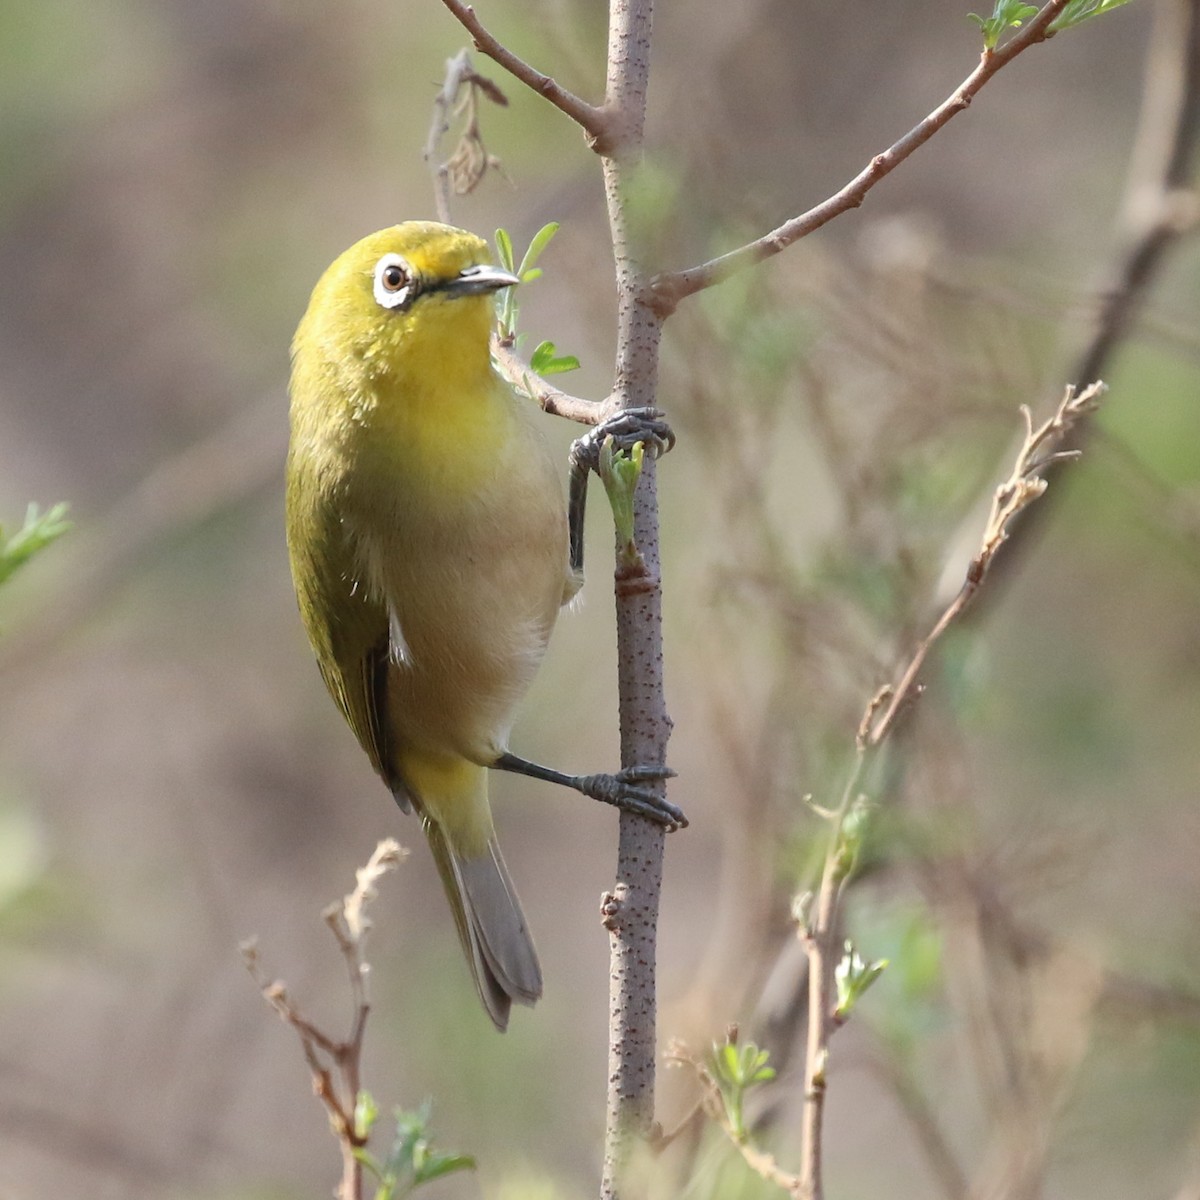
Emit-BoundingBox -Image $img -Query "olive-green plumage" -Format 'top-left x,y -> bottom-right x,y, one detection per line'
286,222 -> 577,1029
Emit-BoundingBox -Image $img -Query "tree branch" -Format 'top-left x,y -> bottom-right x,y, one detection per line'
438,0 -> 611,146
797,382 -> 1106,1200
865,381 -> 1106,747
595,2 -> 674,1197
648,0 -> 1074,314
938,0 -> 1200,612
492,339 -> 611,425
243,839 -> 406,1200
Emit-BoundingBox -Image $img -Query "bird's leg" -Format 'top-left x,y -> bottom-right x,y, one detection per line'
552,409 -> 682,828
567,406 -> 675,577
492,752 -> 687,830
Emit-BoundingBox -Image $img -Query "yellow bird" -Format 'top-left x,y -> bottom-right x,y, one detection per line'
286,222 -> 679,1029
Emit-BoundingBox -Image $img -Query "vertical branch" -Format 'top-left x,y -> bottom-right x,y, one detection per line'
598,0 -> 671,1196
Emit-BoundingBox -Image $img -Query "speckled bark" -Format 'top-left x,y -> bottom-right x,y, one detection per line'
598,0 -> 669,1196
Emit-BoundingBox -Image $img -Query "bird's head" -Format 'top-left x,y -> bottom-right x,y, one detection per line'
295,222 -> 519,384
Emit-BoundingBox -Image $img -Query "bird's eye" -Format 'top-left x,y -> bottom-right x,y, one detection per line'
373,255 -> 414,310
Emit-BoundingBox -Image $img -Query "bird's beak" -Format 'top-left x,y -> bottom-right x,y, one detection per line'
438,264 -> 521,298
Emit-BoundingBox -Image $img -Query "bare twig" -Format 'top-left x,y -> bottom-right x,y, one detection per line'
438,0 -> 610,146
796,381 -> 1106,1200
648,0 -> 1075,313
941,0 -> 1200,609
242,839 -> 406,1200
425,49 -> 510,223
866,381 -> 1106,747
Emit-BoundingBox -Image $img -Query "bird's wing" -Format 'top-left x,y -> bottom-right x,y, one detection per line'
286,469 -> 411,807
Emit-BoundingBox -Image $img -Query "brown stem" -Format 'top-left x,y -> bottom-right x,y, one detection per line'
648,0 -> 1074,313
596,0 -> 674,1196
491,339 -> 610,425
438,0 -> 610,145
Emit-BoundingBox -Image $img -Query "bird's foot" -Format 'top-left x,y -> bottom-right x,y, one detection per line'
575,765 -> 687,830
569,407 -> 676,474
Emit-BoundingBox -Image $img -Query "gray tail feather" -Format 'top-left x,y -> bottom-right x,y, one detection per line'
425,821 -> 543,1031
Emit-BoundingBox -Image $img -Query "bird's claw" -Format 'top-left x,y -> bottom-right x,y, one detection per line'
570,407 -> 676,472
578,764 -> 687,830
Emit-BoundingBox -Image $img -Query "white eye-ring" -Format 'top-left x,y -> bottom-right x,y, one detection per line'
373,254 -> 414,309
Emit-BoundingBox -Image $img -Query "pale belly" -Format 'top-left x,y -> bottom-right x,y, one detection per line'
357,469 -> 569,764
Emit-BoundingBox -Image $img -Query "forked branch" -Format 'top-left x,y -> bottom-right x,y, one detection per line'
243,839 -> 406,1200
438,0 -> 611,145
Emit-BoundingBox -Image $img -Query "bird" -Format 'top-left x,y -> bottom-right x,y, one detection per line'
286,221 -> 680,1029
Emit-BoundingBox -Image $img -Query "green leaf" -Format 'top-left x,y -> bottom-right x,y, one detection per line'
1049,0 -> 1133,31
412,1150 -> 476,1185
494,227 -> 515,273
368,1102 -> 475,1197
834,939 -> 889,1019
517,221 -> 559,278
530,340 -> 581,376
968,0 -> 1040,48
709,1038 -> 776,1142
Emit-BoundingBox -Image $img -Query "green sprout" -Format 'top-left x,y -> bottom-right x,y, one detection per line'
353,1096 -> 475,1200
831,795 -> 873,883
834,940 -> 889,1021
711,1038 -> 776,1142
598,436 -> 645,570
968,0 -> 1040,49
0,502 -> 71,589
1049,0 -> 1133,31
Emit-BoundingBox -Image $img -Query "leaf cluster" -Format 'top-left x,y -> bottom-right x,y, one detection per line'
353,1095 -> 475,1200
968,0 -> 1040,49
710,1040 -> 776,1142
968,0 -> 1132,49
494,223 -> 581,374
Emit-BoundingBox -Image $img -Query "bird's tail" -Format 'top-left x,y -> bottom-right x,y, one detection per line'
424,816 -> 543,1031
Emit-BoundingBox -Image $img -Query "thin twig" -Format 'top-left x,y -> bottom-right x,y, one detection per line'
665,1041 -> 804,1196
492,338 -> 610,425
866,381 -> 1106,746
940,0 -> 1200,609
425,49 -> 510,223
243,839 -> 406,1200
648,0 -> 1074,313
438,0 -> 610,146
795,381 -> 1106,1200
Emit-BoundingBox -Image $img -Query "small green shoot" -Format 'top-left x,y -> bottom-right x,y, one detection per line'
494,222 -> 576,348
354,1097 -> 475,1200
968,0 -> 1039,48
711,1038 -> 776,1142
831,795 -> 873,883
529,340 -> 581,376
0,502 -> 71,589
1049,0 -> 1133,31
834,940 -> 889,1020
598,437 -> 644,570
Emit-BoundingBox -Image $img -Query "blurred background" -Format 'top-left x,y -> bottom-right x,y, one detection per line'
1,0 -> 1198,1197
